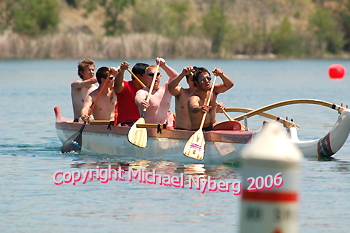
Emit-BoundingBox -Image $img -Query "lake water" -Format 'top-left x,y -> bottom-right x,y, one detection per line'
1,59 -> 350,232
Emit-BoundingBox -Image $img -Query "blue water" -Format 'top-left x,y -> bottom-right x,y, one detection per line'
1,59 -> 350,232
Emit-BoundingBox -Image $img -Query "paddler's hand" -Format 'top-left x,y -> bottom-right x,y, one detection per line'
212,68 -> 224,77
90,77 -> 98,84
201,105 -> 212,114
216,102 -> 225,113
81,115 -> 90,123
182,66 -> 195,76
120,61 -> 130,72
109,66 -> 119,77
156,57 -> 166,68
140,100 -> 150,109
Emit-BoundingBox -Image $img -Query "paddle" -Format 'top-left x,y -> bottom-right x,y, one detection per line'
61,71 -> 111,153
183,75 -> 217,160
128,64 -> 160,147
127,68 -> 146,88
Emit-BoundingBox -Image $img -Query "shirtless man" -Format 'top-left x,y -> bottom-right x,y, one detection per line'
81,67 -> 117,123
135,58 -> 178,124
113,61 -> 149,126
71,58 -> 98,121
168,66 -> 196,130
169,66 -> 227,130
188,67 -> 234,131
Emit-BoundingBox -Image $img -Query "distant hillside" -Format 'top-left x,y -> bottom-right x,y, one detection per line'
1,0 -> 349,59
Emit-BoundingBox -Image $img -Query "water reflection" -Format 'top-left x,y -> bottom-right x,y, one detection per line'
70,158 -> 241,181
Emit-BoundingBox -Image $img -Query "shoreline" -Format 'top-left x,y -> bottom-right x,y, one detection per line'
1,31 -> 350,60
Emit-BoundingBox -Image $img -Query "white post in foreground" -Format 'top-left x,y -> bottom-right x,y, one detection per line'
239,122 -> 303,233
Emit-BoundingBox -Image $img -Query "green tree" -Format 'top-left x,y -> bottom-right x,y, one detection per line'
270,17 -> 294,56
202,1 -> 228,54
308,8 -> 343,54
10,0 -> 61,36
84,0 -> 135,36
162,1 -> 189,38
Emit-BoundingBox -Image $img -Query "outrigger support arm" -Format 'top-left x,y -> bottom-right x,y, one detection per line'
232,99 -> 345,123
225,107 -> 299,128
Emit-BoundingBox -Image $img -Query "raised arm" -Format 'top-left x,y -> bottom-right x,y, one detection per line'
71,78 -> 97,90
168,66 -> 194,97
212,68 -> 234,94
156,57 -> 178,82
113,62 -> 128,94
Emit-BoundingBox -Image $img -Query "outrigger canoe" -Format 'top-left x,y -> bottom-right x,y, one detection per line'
55,99 -> 350,164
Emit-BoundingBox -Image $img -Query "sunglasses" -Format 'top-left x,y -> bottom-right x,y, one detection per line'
148,72 -> 161,77
200,76 -> 212,82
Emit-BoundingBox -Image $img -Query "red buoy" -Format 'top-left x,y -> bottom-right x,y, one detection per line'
329,64 -> 345,79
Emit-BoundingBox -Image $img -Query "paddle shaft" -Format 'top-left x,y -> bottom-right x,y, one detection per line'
86,71 -> 112,118
140,64 -> 160,117
216,101 -> 233,121
199,76 -> 217,129
127,68 -> 146,88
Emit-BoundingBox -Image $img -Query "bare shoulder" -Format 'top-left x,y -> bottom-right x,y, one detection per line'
71,80 -> 82,89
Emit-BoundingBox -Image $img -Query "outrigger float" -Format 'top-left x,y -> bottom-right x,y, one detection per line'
55,99 -> 350,164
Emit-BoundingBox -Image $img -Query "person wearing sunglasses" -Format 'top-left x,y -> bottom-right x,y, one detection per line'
81,66 -> 118,123
135,57 -> 178,125
113,61 -> 149,126
187,67 -> 234,131
168,66 -> 227,130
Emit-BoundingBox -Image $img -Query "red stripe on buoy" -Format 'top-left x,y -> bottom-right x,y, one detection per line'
242,190 -> 298,202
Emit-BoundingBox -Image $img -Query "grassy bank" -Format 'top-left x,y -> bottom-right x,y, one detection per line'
2,0 -> 350,59
0,31 -> 214,59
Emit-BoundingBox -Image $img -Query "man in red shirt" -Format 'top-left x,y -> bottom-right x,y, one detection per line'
113,62 -> 149,126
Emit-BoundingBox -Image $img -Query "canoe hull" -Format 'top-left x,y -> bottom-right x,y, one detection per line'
54,107 -> 350,163
56,122 -> 248,164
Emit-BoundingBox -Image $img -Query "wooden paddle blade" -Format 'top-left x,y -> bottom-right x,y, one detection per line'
183,129 -> 205,160
128,117 -> 148,147
61,130 -> 82,153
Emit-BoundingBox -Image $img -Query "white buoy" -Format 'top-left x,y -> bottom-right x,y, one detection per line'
239,122 -> 303,233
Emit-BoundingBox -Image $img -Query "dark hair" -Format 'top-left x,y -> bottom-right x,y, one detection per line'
192,67 -> 209,87
131,63 -> 149,80
78,58 -> 95,80
96,67 -> 109,84
185,66 -> 197,81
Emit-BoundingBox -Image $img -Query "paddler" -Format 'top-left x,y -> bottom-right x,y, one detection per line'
80,67 -> 117,123
135,57 -> 178,125
71,58 -> 98,122
169,66 -> 226,130
188,67 -> 234,131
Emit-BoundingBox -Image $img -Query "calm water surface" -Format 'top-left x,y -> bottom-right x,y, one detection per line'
1,59 -> 350,232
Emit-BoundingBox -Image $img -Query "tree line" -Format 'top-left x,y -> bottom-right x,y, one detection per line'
1,0 -> 349,58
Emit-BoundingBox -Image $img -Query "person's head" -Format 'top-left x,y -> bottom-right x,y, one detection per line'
145,65 -> 162,90
132,63 -> 149,85
96,67 -> 114,85
78,58 -> 95,80
185,66 -> 197,91
193,67 -> 210,90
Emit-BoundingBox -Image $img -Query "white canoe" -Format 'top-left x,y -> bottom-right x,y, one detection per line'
54,106 -> 350,164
